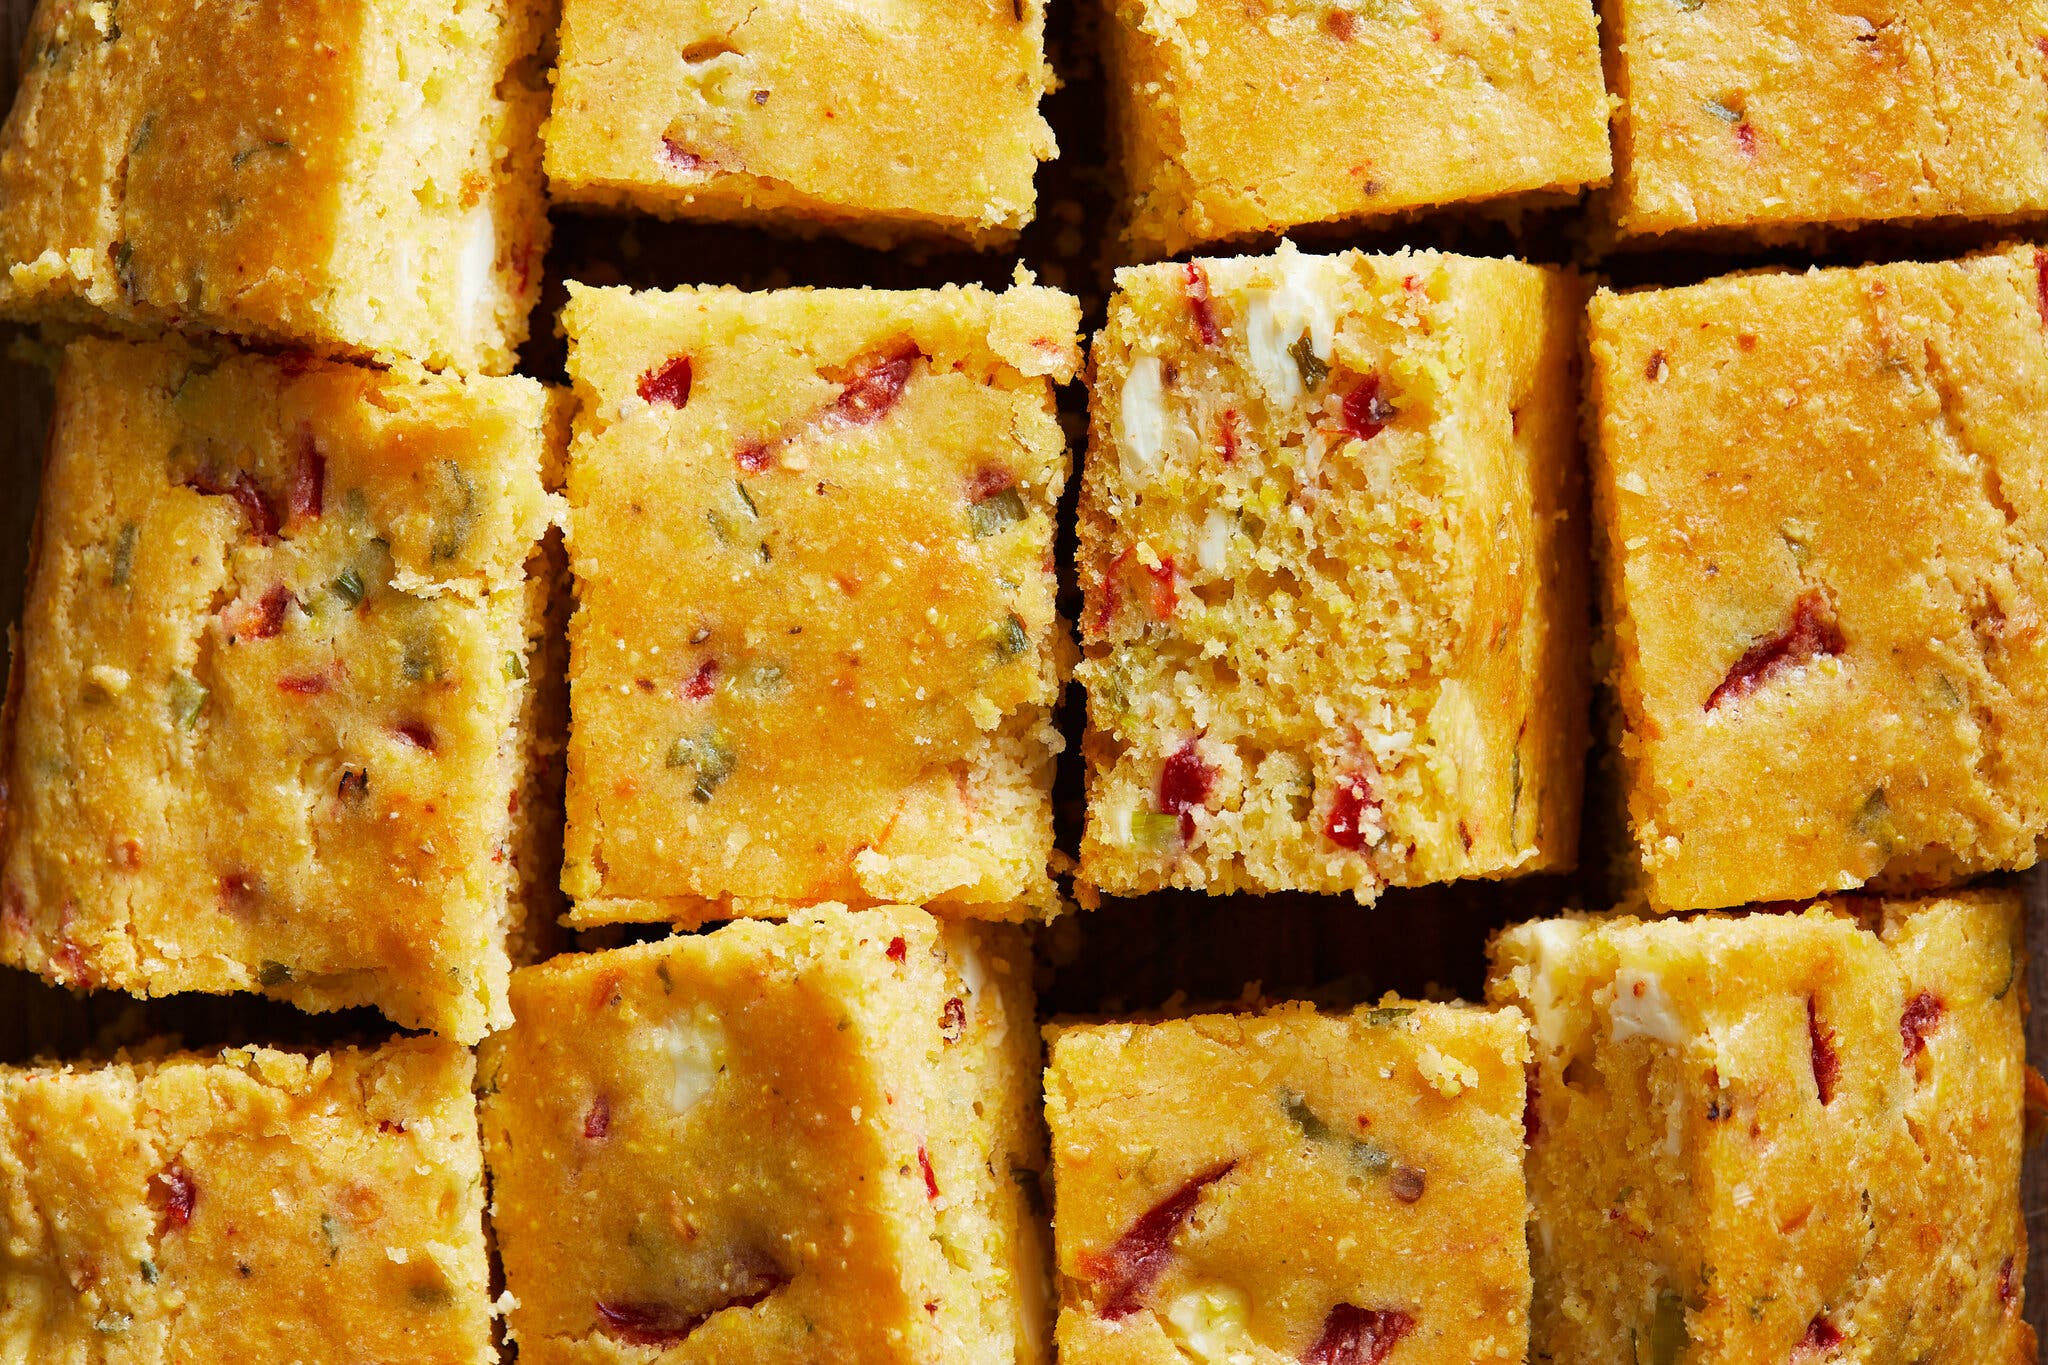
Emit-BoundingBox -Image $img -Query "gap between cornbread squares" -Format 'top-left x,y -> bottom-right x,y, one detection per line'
1102,0 -> 1612,258
1587,246 -> 2048,913
1490,890 -> 2033,1364
0,0 -> 550,373
557,277 -> 1081,928
0,1036 -> 495,1363
544,0 -> 1057,246
1044,998 -> 1531,1364
1076,241 -> 1591,906
0,333 -> 561,1043
1598,0 -> 2048,242
479,903 -> 1050,1364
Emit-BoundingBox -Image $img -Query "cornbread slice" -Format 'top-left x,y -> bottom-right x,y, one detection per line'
0,0 -> 551,373
0,335 -> 559,1042
1489,892 -> 2033,1365
1588,249 -> 2048,911
1076,243 -> 1590,904
1044,1002 -> 1532,1364
1104,0 -> 1611,257
545,0 -> 1057,245
0,1037 -> 492,1363
478,904 -> 1051,1365
1604,1 -> 2048,239
560,281 -> 1080,926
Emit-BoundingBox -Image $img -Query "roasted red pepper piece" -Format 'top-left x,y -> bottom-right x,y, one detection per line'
1303,1304 -> 1415,1365
290,435 -> 324,522
1159,739 -> 1216,841
836,344 -> 922,425
1324,770 -> 1379,851
583,1095 -> 611,1140
160,1166 -> 197,1230
638,355 -> 693,408
1147,558 -> 1178,619
1706,591 -> 1844,711
1341,376 -> 1395,442
1080,1160 -> 1235,1318
683,659 -> 719,699
1795,1315 -> 1843,1353
918,1145 -> 939,1199
1900,991 -> 1945,1062
1183,262 -> 1220,346
1808,997 -> 1839,1106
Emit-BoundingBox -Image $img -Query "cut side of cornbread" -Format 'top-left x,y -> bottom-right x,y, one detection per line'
560,280 -> 1080,926
1588,248 -> 2048,911
0,0 -> 551,372
1076,242 -> 1590,905
1045,1001 -> 1531,1363
545,0 -> 1057,245
479,904 -> 1051,1364
1490,893 -> 2034,1365
1104,0 -> 1611,257
0,1037 -> 492,1363
0,335 -> 559,1042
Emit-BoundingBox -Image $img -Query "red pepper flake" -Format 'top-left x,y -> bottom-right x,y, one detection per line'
1341,375 -> 1395,442
1999,1255 -> 2018,1308
1324,770 -> 1379,851
683,659 -> 719,699
658,137 -> 707,171
583,1095 -> 611,1140
160,1166 -> 197,1230
886,936 -> 907,962
734,438 -> 771,473
1808,997 -> 1839,1106
1218,409 -> 1241,463
1146,557 -> 1178,619
393,722 -> 436,753
1795,1315 -> 1843,1354
1303,1304 -> 1415,1365
277,673 -> 328,696
1183,262 -> 1220,346
232,584 -> 291,641
968,466 -> 1014,503
918,1145 -> 939,1200
186,471 -> 281,542
940,996 -> 965,1043
1899,991 -> 1945,1062
1159,739 -> 1216,841
1706,591 -> 1845,711
1080,1160 -> 1235,1318
289,435 -> 324,523
637,355 -> 693,408
835,343 -> 922,426
1094,548 -> 1132,638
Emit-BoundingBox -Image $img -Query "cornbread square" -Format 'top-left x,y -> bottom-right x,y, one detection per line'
1588,249 -> 2048,912
0,0 -> 551,373
560,281 -> 1080,925
1076,244 -> 1590,904
1604,1 -> 2048,239
0,1037 -> 492,1363
1104,0 -> 1611,257
0,335 -> 559,1042
1490,892 -> 2033,1365
545,0 -> 1057,245
1043,1002 -> 1532,1363
478,904 -> 1051,1364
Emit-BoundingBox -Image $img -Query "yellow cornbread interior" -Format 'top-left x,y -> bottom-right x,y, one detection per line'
1605,1 -> 2048,237
1076,244 -> 1589,904
0,0 -> 551,372
560,281 -> 1080,925
0,336 -> 557,1042
545,0 -> 1057,245
479,906 -> 1051,1365
1044,1002 -> 1530,1364
1490,893 -> 2032,1365
1106,0 -> 1612,257
1589,249 -> 2048,912
0,1039 -> 492,1364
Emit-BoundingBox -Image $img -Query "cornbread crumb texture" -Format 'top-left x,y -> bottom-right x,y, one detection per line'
560,281 -> 1081,926
479,904 -> 1050,1365
545,0 -> 1057,244
0,0 -> 552,372
1490,893 -> 2033,1364
1044,1002 -> 1531,1364
1077,243 -> 1590,905
0,334 -> 558,1043
1589,248 -> 2048,912
0,1038 -> 492,1365
1607,0 -> 2048,236
1105,0 -> 1611,256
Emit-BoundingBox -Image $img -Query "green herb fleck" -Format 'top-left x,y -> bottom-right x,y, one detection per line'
129,113 -> 155,156
110,521 -> 138,587
1281,1089 -> 1392,1173
970,487 -> 1028,538
668,726 -> 737,802
1676,0 -> 1703,10
1701,98 -> 1742,123
330,567 -> 366,608
408,1280 -> 452,1308
705,509 -> 735,547
504,650 -> 526,681
320,1212 -> 343,1264
1996,944 -> 2019,1001
1361,1006 -> 1414,1027
1509,746 -> 1523,823
1855,786 -> 1896,850
168,672 -> 209,727
1647,1289 -> 1688,1365
258,960 -> 291,987
402,635 -> 441,683
738,661 -> 786,696
93,1313 -> 132,1335
139,1259 -> 158,1284
112,240 -> 138,298
1129,810 -> 1179,852
656,961 -> 674,994
232,139 -> 294,170
1289,333 -> 1329,389
429,461 -> 476,561
734,481 -> 759,516
993,613 -> 1030,661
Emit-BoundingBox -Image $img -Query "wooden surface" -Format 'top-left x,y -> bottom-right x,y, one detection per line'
2,0 -> 2047,1351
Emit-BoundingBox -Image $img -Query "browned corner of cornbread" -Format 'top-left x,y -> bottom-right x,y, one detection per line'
1103,0 -> 1611,257
1603,1 -> 2048,240
1587,247 -> 2048,912
1075,242 -> 1591,905
478,904 -> 1050,1364
1489,891 -> 2033,1364
1044,1000 -> 1532,1363
559,279 -> 1082,927
543,0 -> 1057,246
0,1036 -> 492,1362
0,334 -> 558,1041
0,0 -> 553,372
